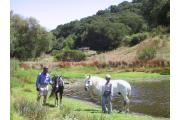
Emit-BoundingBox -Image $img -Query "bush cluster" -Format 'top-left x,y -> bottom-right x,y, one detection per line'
138,47 -> 156,60
122,32 -> 149,46
14,98 -> 48,120
10,59 -> 20,76
55,50 -> 86,62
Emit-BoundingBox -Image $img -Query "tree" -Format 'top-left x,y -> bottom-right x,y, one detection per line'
10,12 -> 53,59
62,35 -> 76,50
140,0 -> 170,26
117,11 -> 147,33
51,0 -> 169,52
83,22 -> 131,51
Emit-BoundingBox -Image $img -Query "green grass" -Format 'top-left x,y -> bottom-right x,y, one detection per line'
11,66 -> 169,85
107,72 -> 163,79
11,84 -> 164,120
51,66 -> 168,79
10,59 -> 169,120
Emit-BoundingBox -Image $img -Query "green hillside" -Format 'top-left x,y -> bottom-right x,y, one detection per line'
11,0 -> 170,60
51,0 -> 169,52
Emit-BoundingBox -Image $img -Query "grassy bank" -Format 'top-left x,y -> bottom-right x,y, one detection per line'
11,85 -> 166,120
11,59 -> 169,120
11,64 -> 169,90
56,66 -> 168,79
14,65 -> 169,79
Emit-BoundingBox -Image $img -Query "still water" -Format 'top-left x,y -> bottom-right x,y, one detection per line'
64,79 -> 170,118
128,80 -> 169,118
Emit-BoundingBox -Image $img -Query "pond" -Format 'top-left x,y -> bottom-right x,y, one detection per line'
129,80 -> 169,118
63,78 -> 170,118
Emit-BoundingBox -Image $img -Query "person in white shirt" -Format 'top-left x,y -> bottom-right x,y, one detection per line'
102,74 -> 113,114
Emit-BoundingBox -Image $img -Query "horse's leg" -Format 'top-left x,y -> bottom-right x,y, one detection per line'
120,91 -> 129,112
59,92 -> 62,108
126,89 -> 131,112
117,92 -> 123,112
55,92 -> 58,107
59,88 -> 64,108
123,95 -> 130,112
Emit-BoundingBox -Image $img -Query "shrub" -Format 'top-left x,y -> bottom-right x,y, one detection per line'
138,48 -> 156,60
129,36 -> 140,46
151,26 -> 169,36
122,36 -> 131,46
129,32 -> 149,46
14,98 -> 48,120
11,59 -> 20,76
51,50 -> 60,56
55,50 -> 86,62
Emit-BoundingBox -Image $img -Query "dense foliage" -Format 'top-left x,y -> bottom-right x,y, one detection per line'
10,11 -> 54,60
52,0 -> 169,52
134,0 -> 170,26
55,49 -> 86,61
10,0 -> 169,60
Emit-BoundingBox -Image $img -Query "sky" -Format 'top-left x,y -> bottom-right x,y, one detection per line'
11,0 -> 132,30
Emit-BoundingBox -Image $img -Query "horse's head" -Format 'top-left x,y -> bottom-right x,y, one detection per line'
84,75 -> 93,91
56,75 -> 64,87
52,75 -> 64,88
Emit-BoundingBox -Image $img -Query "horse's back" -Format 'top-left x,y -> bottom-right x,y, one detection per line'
112,79 -> 130,87
112,80 -> 131,95
90,76 -> 131,96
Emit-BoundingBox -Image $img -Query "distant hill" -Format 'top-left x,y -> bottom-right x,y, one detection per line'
51,0 -> 169,52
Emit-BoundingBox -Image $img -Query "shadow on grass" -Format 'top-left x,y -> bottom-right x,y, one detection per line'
75,108 -> 101,113
44,103 -> 55,108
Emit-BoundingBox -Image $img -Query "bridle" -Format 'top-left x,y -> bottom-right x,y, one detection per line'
56,76 -> 63,88
85,75 -> 91,91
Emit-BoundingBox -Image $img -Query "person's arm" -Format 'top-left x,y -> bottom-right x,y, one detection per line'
36,73 -> 40,91
48,75 -> 53,85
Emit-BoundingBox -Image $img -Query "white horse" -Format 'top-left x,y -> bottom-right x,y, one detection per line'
84,75 -> 131,112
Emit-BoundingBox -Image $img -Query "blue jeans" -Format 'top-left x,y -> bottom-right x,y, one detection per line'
102,94 -> 112,114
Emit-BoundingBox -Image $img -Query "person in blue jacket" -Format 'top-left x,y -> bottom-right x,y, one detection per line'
36,66 -> 52,105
